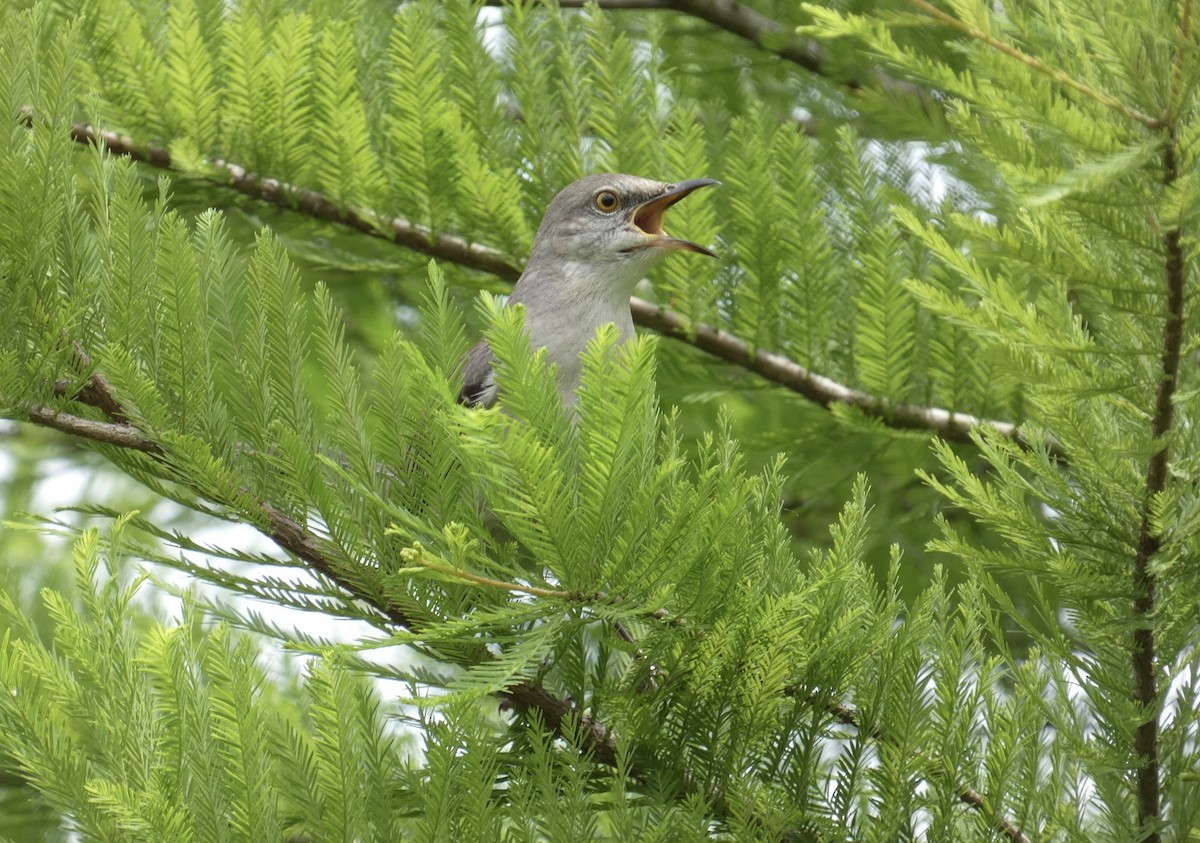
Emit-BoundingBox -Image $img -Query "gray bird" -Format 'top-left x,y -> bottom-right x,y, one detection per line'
459,173 -> 719,409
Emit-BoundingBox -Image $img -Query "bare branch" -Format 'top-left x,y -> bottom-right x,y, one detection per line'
209,155 -> 521,282
632,303 -> 1062,457
28,113 -> 1052,455
26,405 -> 162,453
1127,126 -> 1187,843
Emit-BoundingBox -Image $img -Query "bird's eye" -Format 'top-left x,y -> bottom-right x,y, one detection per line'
594,190 -> 619,212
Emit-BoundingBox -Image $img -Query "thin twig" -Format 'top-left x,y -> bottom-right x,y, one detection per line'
403,552 -> 684,627
631,303 -> 1065,459
800,690 -> 1030,843
26,406 -> 162,453
399,546 -> 579,599
209,155 -> 521,281
906,0 -> 1162,128
25,113 -> 1054,456
483,0 -> 930,104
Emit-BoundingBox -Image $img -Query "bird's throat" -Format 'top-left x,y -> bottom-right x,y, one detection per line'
513,260 -> 642,406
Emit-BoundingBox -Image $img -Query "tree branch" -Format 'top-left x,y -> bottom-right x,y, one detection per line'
483,0 -> 931,105
19,395 -> 1030,840
1126,3 -> 1193,826
25,405 -> 162,453
32,345 -> 601,755
208,155 -> 521,282
631,304 -> 1059,456
1128,134 -> 1185,843
32,114 -> 1053,456
795,690 -> 1030,842
906,0 -> 1161,128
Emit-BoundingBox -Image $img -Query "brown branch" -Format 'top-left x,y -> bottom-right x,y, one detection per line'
53,342 -> 130,423
906,0 -> 1162,129
500,683 -> 619,766
631,304 -> 1062,457
484,0 -> 930,104
20,400 -> 623,767
1127,3 -> 1192,827
208,155 -> 521,282
796,690 -> 1030,843
26,406 -> 162,453
1128,139 -> 1185,843
14,107 -> 514,281
34,115 -> 1053,456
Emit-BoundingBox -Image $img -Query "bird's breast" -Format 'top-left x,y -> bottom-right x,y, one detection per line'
521,292 -> 636,405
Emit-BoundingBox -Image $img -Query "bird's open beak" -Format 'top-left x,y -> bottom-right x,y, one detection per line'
627,178 -> 720,257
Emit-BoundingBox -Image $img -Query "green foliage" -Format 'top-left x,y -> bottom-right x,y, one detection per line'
1,0 -> 1199,840
0,522 -> 403,841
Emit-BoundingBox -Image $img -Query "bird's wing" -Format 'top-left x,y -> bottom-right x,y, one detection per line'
458,339 -> 498,407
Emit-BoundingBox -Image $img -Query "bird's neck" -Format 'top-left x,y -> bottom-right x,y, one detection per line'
513,256 -> 644,332
509,257 -> 649,405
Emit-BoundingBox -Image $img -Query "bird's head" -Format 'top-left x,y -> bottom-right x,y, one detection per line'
529,174 -> 719,273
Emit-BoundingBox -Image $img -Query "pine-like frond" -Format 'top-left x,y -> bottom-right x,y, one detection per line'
165,0 -> 220,156
2,0 -> 1199,839
385,5 -> 458,232
312,19 -> 382,206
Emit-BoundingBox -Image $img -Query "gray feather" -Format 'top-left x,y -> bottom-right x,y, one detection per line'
458,339 -> 497,407
455,174 -> 717,410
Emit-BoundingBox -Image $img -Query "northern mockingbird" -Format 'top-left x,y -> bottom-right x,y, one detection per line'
459,173 -> 718,408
